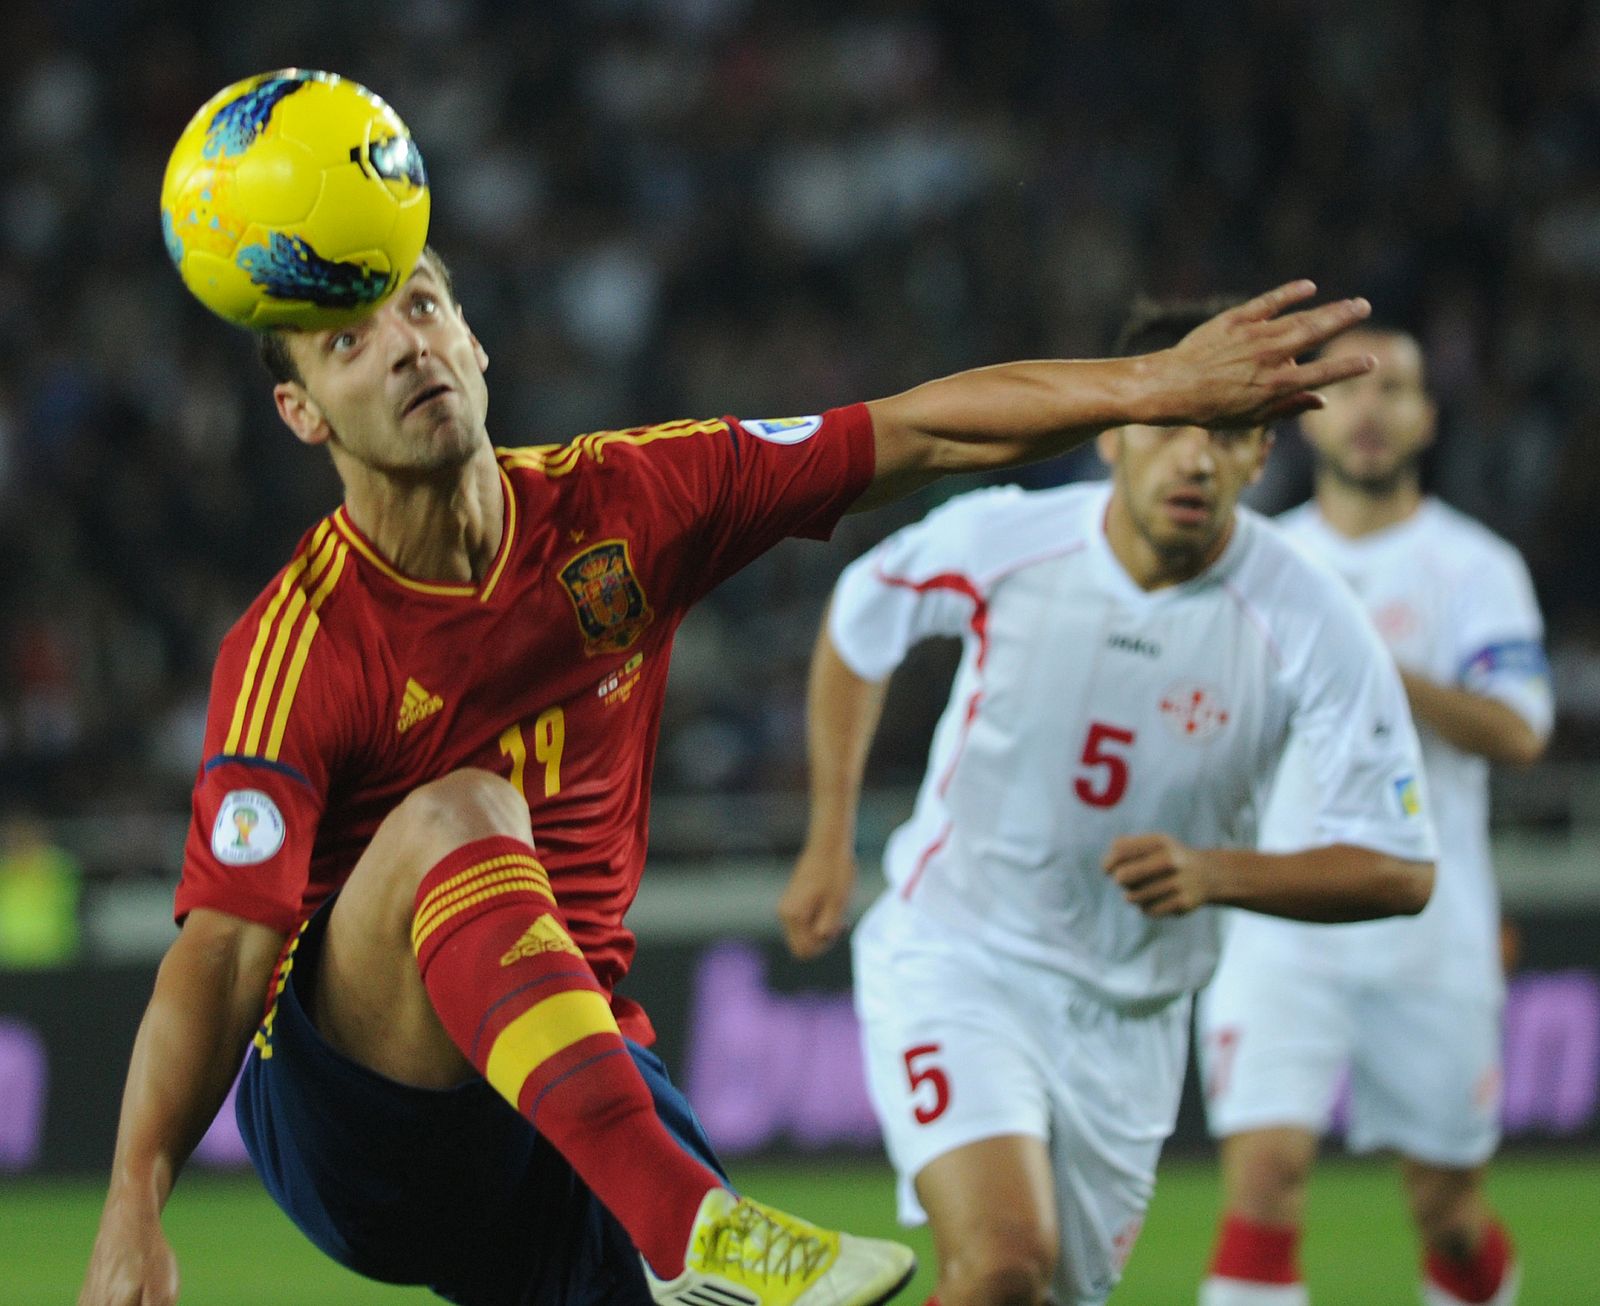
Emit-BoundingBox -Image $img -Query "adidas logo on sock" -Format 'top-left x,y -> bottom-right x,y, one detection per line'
500,915 -> 582,966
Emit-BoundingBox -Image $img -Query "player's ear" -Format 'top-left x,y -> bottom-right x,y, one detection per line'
469,328 -> 488,374
274,382 -> 332,448
1096,427 -> 1123,469
1246,428 -> 1274,486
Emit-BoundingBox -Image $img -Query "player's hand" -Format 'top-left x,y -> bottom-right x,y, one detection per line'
79,1196 -> 179,1306
779,841 -> 858,959
1158,281 -> 1376,427
1103,833 -> 1221,918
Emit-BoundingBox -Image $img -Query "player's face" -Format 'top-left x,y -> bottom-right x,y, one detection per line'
1299,332 -> 1435,493
273,257 -> 490,477
1099,422 -> 1271,580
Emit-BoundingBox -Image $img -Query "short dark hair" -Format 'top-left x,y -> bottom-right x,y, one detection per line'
258,329 -> 301,386
1330,320 -> 1420,352
1114,295 -> 1243,356
256,244 -> 458,386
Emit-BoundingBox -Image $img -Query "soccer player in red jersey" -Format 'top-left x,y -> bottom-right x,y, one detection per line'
79,250 -> 1376,1306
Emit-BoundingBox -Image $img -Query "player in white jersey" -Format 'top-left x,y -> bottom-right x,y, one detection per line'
776,302 -> 1438,1306
1196,328 -> 1551,1306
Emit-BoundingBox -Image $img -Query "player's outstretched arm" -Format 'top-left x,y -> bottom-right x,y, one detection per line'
80,908 -> 285,1306
856,281 -> 1373,509
1102,834 -> 1433,923
1397,669 -> 1549,767
779,615 -> 891,960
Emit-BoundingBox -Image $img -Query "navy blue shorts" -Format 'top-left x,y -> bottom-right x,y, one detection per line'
236,901 -> 727,1306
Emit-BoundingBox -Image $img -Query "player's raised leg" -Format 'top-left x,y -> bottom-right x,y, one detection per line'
1200,1128 -> 1316,1306
319,766 -> 914,1305
915,1137 -> 1059,1306
1401,1160 -> 1519,1306
319,767 -> 720,1277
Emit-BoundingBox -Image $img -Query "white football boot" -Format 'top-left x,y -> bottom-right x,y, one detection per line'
644,1188 -> 916,1306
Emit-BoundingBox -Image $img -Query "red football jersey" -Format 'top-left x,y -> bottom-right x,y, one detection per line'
175,406 -> 875,1042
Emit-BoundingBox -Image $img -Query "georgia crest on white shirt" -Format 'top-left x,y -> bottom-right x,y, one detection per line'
830,481 -> 1435,1007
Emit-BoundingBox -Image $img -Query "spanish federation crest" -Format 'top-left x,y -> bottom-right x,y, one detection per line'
559,539 -> 654,656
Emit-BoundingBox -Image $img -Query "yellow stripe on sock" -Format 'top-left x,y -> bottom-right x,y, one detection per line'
412,875 -> 557,954
409,864 -> 553,941
412,869 -> 555,954
413,859 -> 552,936
484,990 -> 619,1106
415,853 -> 550,920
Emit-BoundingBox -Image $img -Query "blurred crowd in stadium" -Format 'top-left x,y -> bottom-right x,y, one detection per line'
1,0 -> 1597,833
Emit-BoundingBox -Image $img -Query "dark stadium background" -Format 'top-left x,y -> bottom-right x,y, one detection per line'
0,1 -> 1597,1299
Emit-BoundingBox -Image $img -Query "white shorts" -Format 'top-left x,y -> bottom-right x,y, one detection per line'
852,896 -> 1190,1306
1196,938 -> 1503,1167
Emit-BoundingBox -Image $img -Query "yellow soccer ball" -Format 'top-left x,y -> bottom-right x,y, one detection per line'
160,69 -> 430,331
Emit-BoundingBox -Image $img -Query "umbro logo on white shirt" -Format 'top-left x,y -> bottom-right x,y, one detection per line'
1107,633 -> 1161,658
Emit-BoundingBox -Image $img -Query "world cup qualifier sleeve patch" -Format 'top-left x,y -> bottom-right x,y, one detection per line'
738,416 -> 823,445
211,790 -> 288,865
1391,773 -> 1423,820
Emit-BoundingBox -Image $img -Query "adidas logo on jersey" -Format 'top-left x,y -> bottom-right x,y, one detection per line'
396,678 -> 444,733
500,915 -> 582,966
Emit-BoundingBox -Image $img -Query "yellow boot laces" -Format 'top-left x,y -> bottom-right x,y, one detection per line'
694,1198 -> 840,1291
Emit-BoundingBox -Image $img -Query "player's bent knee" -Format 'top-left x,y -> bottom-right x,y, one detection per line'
947,1225 -> 1057,1306
387,769 -> 533,863
957,1257 -> 1053,1306
345,770 -> 538,933
1225,1135 -> 1314,1224
1401,1164 -> 1480,1247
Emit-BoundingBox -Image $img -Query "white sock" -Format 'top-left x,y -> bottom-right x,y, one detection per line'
1421,1259 -> 1521,1306
1200,1277 -> 1311,1306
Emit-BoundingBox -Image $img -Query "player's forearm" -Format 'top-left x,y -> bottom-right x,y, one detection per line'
104,911 -> 283,1212
1208,844 -> 1434,922
877,357 -> 1159,466
857,358 -> 1155,505
804,622 -> 890,851
1399,670 -> 1547,766
856,285 -> 1373,507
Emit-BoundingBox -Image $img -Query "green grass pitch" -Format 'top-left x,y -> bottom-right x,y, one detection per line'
7,1154 -> 1595,1303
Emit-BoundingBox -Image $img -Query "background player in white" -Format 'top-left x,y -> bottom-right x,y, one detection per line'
776,301 -> 1438,1306
1195,327 -> 1552,1306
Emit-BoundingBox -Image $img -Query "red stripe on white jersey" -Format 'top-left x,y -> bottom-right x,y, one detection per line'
871,570 -> 987,900
874,542 -> 1084,902
872,568 -> 989,666
901,820 -> 952,902
1221,578 -> 1285,667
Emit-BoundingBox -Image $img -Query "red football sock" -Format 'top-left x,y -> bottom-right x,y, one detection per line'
413,836 -> 720,1276
1209,1211 -> 1302,1285
1425,1221 -> 1511,1304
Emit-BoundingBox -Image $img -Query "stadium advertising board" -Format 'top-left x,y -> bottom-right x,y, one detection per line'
2,911 -> 1597,1174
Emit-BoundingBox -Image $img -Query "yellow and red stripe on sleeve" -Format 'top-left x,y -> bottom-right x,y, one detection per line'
223,521 -> 350,761
497,418 -> 728,479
